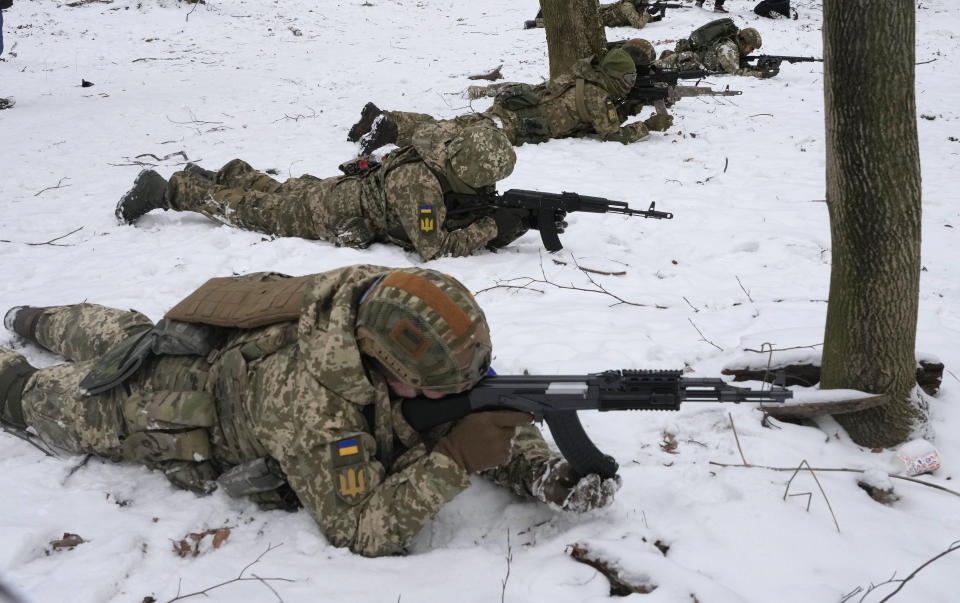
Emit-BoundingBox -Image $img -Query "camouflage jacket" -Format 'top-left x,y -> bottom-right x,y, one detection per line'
656,38 -> 766,77
375,145 -> 498,262
489,58 -> 649,144
207,265 -> 470,556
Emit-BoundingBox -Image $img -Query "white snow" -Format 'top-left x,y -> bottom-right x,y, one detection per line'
2,1 -> 959,602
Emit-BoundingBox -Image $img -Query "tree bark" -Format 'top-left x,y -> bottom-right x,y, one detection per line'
540,0 -> 607,78
820,0 -> 923,447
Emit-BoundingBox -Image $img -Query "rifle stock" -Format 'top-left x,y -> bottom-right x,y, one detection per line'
403,370 -> 792,478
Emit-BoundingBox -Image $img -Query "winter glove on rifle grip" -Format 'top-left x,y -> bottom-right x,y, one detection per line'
488,208 -> 531,249
754,60 -> 780,79
530,457 -> 622,512
433,410 -> 532,474
644,113 -> 674,132
525,209 -> 567,234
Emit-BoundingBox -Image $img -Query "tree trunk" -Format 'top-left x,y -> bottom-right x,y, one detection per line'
541,0 -> 607,78
820,0 -> 923,448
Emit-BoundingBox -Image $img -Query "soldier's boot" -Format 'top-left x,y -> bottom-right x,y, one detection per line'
0,348 -> 38,430
359,114 -> 399,155
115,170 -> 171,225
347,102 -> 383,142
713,0 -> 728,11
4,305 -> 46,346
183,163 -> 217,182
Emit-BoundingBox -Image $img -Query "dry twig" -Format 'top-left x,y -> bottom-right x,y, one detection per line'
34,177 -> 71,197
468,64 -> 503,81
165,543 -> 292,602
707,461 -> 960,499
727,413 -> 748,465
567,543 -> 655,595
783,460 -> 841,533
475,252 -> 659,308
687,318 -> 723,351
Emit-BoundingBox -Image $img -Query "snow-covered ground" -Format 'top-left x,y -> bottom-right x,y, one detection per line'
1,1 -> 958,601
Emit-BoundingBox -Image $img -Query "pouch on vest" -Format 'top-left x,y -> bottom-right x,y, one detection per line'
495,83 -> 541,112
79,320 -> 214,395
217,457 -> 287,497
688,18 -> 738,50
514,117 -> 551,145
121,389 -> 216,463
165,275 -> 310,329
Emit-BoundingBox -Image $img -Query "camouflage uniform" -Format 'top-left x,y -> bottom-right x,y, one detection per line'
0,266 -> 560,557
165,128 -> 512,262
386,51 -> 647,148
653,30 -> 770,78
598,1 -> 654,29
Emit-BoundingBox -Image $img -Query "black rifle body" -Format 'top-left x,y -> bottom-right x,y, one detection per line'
445,189 -> 672,252
403,370 -> 791,479
742,54 -> 822,71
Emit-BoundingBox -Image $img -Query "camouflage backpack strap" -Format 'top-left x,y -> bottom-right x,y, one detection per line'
574,78 -> 592,123
165,275 -> 311,329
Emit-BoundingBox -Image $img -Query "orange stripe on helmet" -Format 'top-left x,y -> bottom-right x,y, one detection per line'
381,271 -> 471,337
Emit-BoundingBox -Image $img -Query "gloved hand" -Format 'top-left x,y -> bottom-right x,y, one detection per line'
525,208 -> 568,233
488,208 -> 531,249
644,112 -> 674,132
530,457 -> 621,512
433,411 -> 533,473
754,63 -> 780,79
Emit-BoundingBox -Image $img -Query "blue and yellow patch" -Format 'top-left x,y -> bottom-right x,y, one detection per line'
419,205 -> 435,233
338,438 -> 360,457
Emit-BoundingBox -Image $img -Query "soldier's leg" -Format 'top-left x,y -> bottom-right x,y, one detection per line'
0,348 -> 37,429
31,304 -> 153,362
19,358 -> 127,458
382,110 -> 438,147
170,165 -> 331,240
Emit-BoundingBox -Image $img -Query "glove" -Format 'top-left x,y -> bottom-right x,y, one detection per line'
644,113 -> 674,132
525,208 -> 568,233
754,61 -> 780,79
488,208 -> 531,249
530,457 -> 622,512
433,411 -> 533,474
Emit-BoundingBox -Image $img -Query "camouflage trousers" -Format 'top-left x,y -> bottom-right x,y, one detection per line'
1,304 -> 218,491
385,110 -> 524,147
167,159 -> 379,248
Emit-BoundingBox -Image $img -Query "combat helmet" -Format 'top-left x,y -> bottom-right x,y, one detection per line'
738,28 -> 762,52
621,39 -> 656,68
356,269 -> 492,395
598,48 -> 638,96
446,126 -> 516,189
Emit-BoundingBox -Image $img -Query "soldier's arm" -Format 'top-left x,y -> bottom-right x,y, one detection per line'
386,163 -> 498,261
618,1 -> 651,29
581,85 -> 649,144
481,424 -> 555,498
262,384 -> 470,557
716,41 -> 767,77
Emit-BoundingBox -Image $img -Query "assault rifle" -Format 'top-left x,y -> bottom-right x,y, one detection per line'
741,54 -> 822,71
623,80 -> 741,116
445,189 -> 673,252
403,370 -> 792,478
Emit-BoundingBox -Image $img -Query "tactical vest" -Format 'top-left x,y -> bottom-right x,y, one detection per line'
491,83 -> 551,145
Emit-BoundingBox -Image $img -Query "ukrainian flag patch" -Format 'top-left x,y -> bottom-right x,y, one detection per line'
419,205 -> 435,233
338,438 -> 360,456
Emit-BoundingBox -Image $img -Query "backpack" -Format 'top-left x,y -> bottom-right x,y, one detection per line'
754,0 -> 791,18
688,18 -> 739,50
